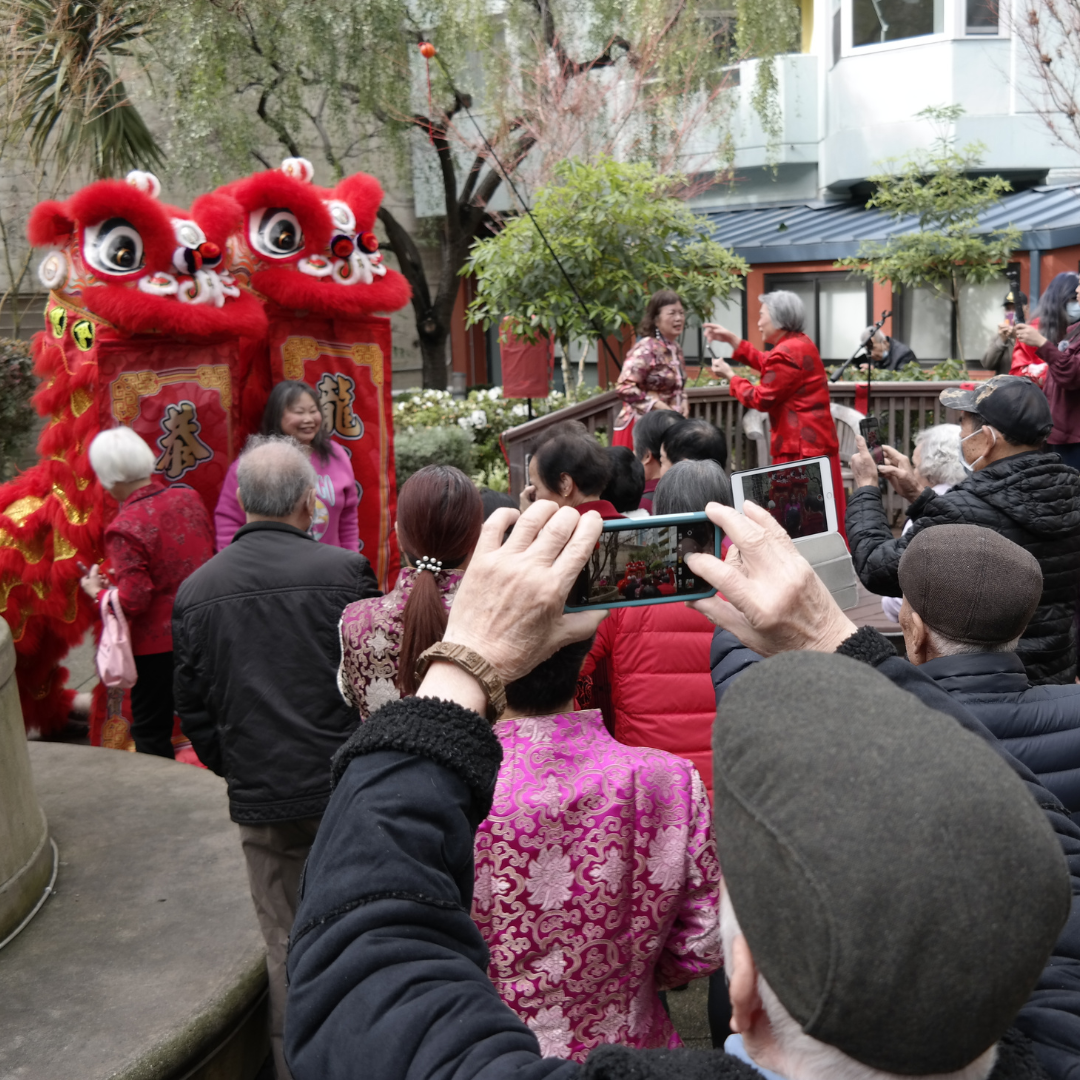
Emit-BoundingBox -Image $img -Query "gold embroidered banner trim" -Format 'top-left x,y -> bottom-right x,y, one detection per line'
111,365 -> 233,423
282,336 -> 384,386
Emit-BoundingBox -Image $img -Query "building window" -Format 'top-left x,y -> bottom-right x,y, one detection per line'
852,0 -> 943,47
965,0 -> 998,34
896,271 -> 1016,361
762,272 -> 872,361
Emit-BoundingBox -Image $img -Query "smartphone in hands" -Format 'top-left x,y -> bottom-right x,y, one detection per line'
563,512 -> 721,612
859,417 -> 886,466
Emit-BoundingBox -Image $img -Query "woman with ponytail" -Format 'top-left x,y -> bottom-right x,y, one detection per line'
337,465 -> 483,717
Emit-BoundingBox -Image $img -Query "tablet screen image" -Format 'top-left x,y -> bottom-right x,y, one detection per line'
733,457 -> 836,540
565,514 -> 720,611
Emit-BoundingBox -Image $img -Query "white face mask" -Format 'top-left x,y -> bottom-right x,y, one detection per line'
959,426 -> 996,473
1065,300 -> 1080,324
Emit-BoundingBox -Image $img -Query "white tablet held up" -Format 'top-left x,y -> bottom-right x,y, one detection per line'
730,456 -> 838,539
730,456 -> 859,610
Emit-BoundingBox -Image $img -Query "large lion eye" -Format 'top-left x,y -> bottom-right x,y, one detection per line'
84,217 -> 144,275
250,208 -> 304,257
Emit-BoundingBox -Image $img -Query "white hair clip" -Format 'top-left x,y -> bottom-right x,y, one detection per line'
414,555 -> 443,574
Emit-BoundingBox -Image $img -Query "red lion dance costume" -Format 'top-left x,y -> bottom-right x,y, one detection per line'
0,159 -> 410,738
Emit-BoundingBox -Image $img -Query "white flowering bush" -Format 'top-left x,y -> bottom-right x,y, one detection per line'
393,385 -> 606,492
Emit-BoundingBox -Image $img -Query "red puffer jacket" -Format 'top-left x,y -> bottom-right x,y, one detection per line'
579,603 -> 717,800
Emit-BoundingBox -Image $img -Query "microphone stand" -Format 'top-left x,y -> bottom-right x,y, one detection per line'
830,309 -> 892,383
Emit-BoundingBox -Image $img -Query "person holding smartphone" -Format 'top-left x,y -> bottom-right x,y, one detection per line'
704,290 -> 846,537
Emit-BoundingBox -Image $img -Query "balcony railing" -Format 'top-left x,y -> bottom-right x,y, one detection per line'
501,381 -> 967,512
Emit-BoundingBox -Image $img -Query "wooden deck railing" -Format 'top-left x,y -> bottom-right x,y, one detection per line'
500,381 -> 968,501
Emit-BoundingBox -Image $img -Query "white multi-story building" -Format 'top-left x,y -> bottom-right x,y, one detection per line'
683,0 -> 1080,366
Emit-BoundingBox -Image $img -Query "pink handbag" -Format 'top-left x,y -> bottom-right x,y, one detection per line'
96,588 -> 138,689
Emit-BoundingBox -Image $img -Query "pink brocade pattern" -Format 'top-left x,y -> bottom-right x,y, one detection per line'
473,709 -> 721,1062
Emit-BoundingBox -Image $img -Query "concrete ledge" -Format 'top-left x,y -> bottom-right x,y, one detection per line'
0,744 -> 268,1079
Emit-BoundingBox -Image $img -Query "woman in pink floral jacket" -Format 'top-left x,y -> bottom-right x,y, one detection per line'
338,465 -> 482,717
473,637 -> 721,1062
613,290 -> 691,448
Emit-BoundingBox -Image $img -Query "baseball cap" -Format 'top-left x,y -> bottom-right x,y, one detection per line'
1003,289 -> 1028,306
939,375 -> 1053,444
713,651 -> 1070,1074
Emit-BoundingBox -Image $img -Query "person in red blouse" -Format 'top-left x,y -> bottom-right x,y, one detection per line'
80,427 -> 214,758
519,432 -> 623,519
704,289 -> 846,534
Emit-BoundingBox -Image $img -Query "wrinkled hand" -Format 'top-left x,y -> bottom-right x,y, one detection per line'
686,502 -> 856,656
440,501 -> 608,682
1015,323 -> 1047,349
79,564 -> 106,600
703,322 -> 740,348
877,445 -> 924,500
519,484 -> 537,513
849,434 -> 880,488
711,357 -> 735,381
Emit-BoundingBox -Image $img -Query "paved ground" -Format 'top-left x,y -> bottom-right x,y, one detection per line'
666,979 -> 713,1050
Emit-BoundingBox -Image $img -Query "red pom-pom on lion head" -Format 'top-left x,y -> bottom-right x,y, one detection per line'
27,170 -> 266,338
220,158 -> 411,317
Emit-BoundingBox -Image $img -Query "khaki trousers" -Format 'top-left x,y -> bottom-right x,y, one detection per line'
239,816 -> 322,1080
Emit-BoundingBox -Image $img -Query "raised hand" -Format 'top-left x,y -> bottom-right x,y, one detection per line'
685,501 -> 856,656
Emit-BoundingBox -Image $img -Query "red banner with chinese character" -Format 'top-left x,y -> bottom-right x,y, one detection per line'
95,337 -> 239,518
267,313 -> 399,589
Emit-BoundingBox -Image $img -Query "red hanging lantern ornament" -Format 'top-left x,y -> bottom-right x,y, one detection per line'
419,41 -> 438,146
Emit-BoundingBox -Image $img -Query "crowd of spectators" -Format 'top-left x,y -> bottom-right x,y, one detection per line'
74,346 -> 1080,1080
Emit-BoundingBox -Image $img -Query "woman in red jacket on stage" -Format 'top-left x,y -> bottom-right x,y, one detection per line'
704,289 -> 845,530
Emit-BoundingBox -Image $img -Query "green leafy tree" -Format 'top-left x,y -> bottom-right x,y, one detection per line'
836,106 -> 1019,362
147,0 -> 757,389
464,157 -> 747,396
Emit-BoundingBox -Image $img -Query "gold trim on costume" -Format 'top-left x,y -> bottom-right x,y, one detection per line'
51,484 -> 92,525
4,496 -> 45,525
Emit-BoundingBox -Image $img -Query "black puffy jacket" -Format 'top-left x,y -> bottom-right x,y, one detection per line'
918,652 -> 1080,819
172,521 -> 380,823
846,451 -> 1080,684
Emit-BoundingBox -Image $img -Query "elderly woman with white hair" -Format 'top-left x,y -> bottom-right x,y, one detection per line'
876,423 -> 966,623
704,290 -> 846,532
79,426 -> 214,757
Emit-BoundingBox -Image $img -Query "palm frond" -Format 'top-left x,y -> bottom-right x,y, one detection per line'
6,0 -> 165,178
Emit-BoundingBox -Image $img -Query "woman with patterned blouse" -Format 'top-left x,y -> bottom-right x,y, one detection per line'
338,465 -> 483,718
612,290 -> 691,448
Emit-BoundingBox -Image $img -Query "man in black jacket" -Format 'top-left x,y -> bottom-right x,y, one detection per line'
285,500 -> 1080,1080
893,523 -> 1080,820
847,375 -> 1080,684
861,326 -> 917,371
172,435 -> 379,1080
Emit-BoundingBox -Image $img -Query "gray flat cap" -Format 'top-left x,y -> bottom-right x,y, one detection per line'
713,651 -> 1069,1074
899,524 -> 1043,645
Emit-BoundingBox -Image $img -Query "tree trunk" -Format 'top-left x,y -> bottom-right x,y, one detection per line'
952,271 -> 965,364
419,327 -> 450,390
559,339 -> 574,400
577,340 -> 587,390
